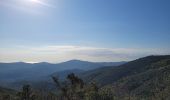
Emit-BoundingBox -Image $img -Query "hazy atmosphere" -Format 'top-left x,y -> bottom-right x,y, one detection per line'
1,0 -> 170,100
1,0 -> 170,63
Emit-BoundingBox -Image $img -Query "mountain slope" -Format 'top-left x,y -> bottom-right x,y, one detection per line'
0,60 -> 125,88
0,86 -> 16,98
51,69 -> 84,80
79,55 -> 170,98
81,55 -> 170,85
56,60 -> 126,70
112,59 -> 170,97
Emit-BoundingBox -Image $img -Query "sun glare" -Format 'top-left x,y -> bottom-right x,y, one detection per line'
31,0 -> 39,2
29,0 -> 54,8
30,0 -> 41,4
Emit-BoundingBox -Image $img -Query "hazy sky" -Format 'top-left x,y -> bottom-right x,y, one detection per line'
0,0 -> 170,63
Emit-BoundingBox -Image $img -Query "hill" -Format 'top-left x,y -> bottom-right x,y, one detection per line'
0,55 -> 170,99
80,55 -> 170,99
0,86 -> 16,100
0,60 -> 125,89
81,55 -> 170,85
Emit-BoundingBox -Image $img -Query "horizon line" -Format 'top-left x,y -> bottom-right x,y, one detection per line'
0,55 -> 169,64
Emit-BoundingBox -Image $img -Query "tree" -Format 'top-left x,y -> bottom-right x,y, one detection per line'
52,73 -> 86,100
17,85 -> 36,100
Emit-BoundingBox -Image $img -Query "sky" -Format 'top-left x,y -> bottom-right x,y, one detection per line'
0,0 -> 170,63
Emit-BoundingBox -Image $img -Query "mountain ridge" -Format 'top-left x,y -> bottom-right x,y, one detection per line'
0,60 -> 126,88
81,55 -> 170,85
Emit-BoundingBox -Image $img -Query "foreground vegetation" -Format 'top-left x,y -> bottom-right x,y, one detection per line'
0,55 -> 170,100
0,72 -> 170,100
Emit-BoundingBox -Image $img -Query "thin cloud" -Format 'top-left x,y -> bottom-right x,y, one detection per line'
0,45 -> 170,63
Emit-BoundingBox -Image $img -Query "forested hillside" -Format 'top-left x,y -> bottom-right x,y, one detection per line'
81,55 -> 170,99
0,55 -> 170,100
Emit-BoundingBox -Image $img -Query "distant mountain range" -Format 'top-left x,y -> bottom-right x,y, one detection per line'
0,55 -> 170,98
0,60 -> 126,85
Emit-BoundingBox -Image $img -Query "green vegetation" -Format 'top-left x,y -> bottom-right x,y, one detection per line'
0,55 -> 170,100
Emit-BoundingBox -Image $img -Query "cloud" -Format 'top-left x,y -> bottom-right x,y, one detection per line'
0,45 -> 170,63
0,0 -> 55,15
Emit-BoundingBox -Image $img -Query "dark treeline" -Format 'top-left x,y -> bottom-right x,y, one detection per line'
1,73 -> 170,100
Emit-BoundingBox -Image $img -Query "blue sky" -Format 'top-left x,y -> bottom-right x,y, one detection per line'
0,0 -> 170,63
